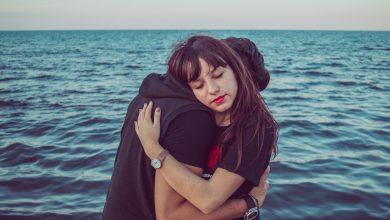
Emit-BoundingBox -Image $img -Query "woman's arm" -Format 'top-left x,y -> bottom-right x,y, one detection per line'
155,162 -> 269,219
154,164 -> 248,220
135,102 -> 246,214
158,149 -> 245,214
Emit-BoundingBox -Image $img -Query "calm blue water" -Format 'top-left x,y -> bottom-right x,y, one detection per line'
0,30 -> 389,219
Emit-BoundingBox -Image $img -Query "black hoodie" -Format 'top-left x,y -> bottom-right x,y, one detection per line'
103,73 -> 214,220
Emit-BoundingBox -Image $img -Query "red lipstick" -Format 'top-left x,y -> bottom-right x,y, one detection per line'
212,95 -> 225,104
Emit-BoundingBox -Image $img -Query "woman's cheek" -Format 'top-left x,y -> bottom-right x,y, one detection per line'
194,90 -> 208,107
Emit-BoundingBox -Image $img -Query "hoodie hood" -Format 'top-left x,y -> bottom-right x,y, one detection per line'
139,73 -> 198,101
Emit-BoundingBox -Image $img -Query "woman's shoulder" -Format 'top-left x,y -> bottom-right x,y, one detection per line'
243,114 -> 275,134
240,114 -> 276,154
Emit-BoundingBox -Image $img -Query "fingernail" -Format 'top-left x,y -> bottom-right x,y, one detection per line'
156,107 -> 160,112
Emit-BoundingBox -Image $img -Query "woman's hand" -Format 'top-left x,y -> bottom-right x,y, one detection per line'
249,165 -> 270,207
134,101 -> 162,159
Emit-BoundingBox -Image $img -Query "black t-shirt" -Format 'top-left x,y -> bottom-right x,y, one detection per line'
103,110 -> 216,220
162,110 -> 216,167
203,120 -> 274,199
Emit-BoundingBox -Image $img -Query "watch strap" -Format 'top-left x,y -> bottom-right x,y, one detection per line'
157,149 -> 169,163
244,194 -> 257,210
243,194 -> 259,220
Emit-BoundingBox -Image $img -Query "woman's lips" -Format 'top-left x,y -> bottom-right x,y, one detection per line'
212,95 -> 225,104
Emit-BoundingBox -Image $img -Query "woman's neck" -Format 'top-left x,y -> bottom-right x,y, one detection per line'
214,111 -> 231,127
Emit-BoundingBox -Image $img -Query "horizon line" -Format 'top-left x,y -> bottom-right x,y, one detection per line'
1,28 -> 390,32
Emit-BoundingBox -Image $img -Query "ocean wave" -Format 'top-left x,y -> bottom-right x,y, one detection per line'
125,64 -> 142,69
0,77 -> 22,82
304,71 -> 334,77
270,69 -> 289,74
0,100 -> 29,108
75,117 -> 112,127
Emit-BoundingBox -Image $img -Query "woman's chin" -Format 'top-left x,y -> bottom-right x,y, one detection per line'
210,104 -> 231,114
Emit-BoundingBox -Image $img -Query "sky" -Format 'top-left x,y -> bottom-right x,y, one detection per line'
0,0 -> 389,31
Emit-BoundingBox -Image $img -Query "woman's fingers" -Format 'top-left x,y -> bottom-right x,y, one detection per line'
137,102 -> 148,124
138,109 -> 143,124
134,121 -> 139,136
145,101 -> 153,122
154,107 -> 161,127
141,102 -> 147,119
137,101 -> 161,127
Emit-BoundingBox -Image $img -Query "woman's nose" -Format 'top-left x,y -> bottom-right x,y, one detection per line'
207,80 -> 220,94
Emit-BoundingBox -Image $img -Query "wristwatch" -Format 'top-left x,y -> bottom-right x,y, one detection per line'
243,194 -> 259,220
151,149 -> 169,169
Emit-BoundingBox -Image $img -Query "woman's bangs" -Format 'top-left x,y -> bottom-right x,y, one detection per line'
200,52 -> 228,73
175,40 -> 230,84
182,54 -> 201,83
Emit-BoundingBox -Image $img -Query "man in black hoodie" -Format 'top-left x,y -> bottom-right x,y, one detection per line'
103,72 -> 214,219
103,38 -> 270,220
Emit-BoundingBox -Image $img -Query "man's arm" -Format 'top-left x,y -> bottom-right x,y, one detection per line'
155,164 -> 247,220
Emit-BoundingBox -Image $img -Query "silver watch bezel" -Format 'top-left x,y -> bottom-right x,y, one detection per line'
244,207 -> 259,220
151,158 -> 162,169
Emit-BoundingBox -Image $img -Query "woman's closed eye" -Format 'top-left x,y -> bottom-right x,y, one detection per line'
213,72 -> 224,79
195,83 -> 204,90
194,72 -> 223,89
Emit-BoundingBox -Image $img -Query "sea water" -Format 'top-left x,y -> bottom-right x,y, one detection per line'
0,30 -> 389,219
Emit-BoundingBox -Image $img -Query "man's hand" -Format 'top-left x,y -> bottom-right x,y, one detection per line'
249,165 -> 270,207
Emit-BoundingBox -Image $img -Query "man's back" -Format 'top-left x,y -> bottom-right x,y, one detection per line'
102,74 -> 216,220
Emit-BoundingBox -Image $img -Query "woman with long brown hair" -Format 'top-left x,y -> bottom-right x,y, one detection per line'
135,35 -> 278,220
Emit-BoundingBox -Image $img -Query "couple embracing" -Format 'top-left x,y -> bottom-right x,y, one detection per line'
103,35 -> 278,220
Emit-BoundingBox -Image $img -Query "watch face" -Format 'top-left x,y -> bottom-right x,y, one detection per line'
245,208 -> 259,220
151,159 -> 161,169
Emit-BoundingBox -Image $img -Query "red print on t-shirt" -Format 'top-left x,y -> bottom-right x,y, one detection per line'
207,144 -> 221,170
